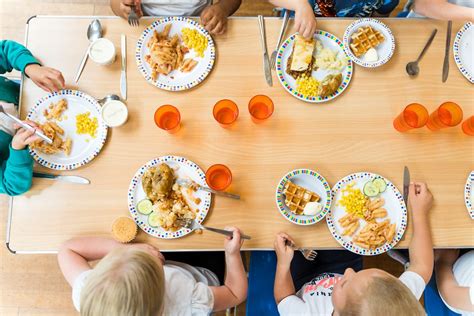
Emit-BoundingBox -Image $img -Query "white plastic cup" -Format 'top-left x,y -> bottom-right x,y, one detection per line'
89,38 -> 116,66
101,100 -> 128,127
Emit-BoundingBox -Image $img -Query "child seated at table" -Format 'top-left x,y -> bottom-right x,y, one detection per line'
273,181 -> 433,316
111,0 -> 242,35
0,40 -> 64,196
408,0 -> 474,21
269,0 -> 400,38
435,249 -> 474,315
57,227 -> 247,315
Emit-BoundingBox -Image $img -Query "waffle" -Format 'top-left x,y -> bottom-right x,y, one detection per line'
349,26 -> 385,57
283,180 -> 321,215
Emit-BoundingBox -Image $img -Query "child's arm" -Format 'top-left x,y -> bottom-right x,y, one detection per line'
210,227 -> 248,311
435,250 -> 474,312
274,232 -> 296,303
200,0 -> 242,35
269,0 -> 317,39
406,182 -> 434,284
413,0 -> 474,21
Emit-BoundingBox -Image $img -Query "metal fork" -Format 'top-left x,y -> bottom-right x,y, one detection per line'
177,218 -> 251,240
286,240 -> 318,261
128,5 -> 139,27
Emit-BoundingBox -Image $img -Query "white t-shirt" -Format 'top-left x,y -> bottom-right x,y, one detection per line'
141,0 -> 212,17
440,250 -> 474,316
278,271 -> 426,316
72,261 -> 218,315
407,0 -> 474,18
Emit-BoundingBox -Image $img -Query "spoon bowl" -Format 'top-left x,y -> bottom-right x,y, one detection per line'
406,61 -> 420,77
98,94 -> 120,105
87,19 -> 103,42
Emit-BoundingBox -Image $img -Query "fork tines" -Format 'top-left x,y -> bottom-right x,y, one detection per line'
127,6 -> 140,27
302,249 -> 318,261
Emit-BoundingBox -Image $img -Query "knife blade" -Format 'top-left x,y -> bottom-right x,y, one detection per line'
258,15 -> 273,86
403,166 -> 410,207
270,10 -> 289,70
33,172 -> 90,185
176,179 -> 240,200
442,21 -> 452,83
120,34 -> 127,100
0,109 -> 52,144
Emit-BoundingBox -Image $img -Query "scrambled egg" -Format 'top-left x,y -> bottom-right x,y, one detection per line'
314,40 -> 347,71
76,112 -> 98,138
338,183 -> 368,218
182,27 -> 208,58
296,74 -> 320,97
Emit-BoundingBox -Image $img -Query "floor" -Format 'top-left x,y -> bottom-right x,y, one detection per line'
0,1 -> 406,315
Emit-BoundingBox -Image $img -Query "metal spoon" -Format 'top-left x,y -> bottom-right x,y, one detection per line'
74,19 -> 103,83
97,94 -> 120,105
406,29 -> 437,77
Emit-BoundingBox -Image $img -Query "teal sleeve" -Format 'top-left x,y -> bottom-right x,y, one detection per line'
0,40 -> 41,74
0,132 -> 33,196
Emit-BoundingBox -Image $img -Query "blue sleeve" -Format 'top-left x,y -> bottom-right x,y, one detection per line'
0,40 -> 41,75
376,0 -> 400,15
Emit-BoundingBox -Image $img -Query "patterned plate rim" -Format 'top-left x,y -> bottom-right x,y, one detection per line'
26,89 -> 108,171
275,169 -> 332,225
135,16 -> 216,91
326,172 -> 408,256
465,171 -> 474,219
453,22 -> 474,84
127,155 -> 212,239
276,30 -> 353,103
343,18 -> 396,68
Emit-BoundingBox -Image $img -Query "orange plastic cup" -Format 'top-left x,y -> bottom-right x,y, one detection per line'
462,116 -> 474,136
154,105 -> 181,133
393,103 -> 429,132
213,99 -> 239,127
248,95 -> 274,123
206,164 -> 232,191
427,102 -> 463,131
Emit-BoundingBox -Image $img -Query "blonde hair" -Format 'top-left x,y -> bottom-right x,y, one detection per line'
80,247 -> 165,316
341,276 -> 426,316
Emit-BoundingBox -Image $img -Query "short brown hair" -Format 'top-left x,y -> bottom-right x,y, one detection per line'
80,247 -> 165,316
341,276 -> 426,316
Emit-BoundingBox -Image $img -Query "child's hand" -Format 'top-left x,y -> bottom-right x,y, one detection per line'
408,181 -> 433,216
130,243 -> 165,264
118,0 -> 143,19
294,0 -> 317,39
11,121 -> 41,150
224,227 -> 244,255
24,64 -> 65,93
274,232 -> 294,268
200,4 -> 228,35
435,249 -> 459,266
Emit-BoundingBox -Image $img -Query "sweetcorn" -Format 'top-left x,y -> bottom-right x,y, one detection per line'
76,112 -> 98,138
182,27 -> 208,58
296,75 -> 320,97
338,183 -> 368,218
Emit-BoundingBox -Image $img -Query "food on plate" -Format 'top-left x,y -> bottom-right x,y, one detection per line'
140,163 -> 200,231
352,219 -> 396,250
303,201 -> 323,216
181,27 -> 208,58
287,35 -> 315,80
296,74 -> 320,97
314,40 -> 347,71
30,121 -> 72,155
338,214 -> 360,236
283,180 -> 321,215
363,178 -> 387,197
319,73 -> 342,97
112,216 -> 138,243
43,99 -> 67,120
338,183 -> 368,218
349,26 -> 385,58
364,48 -> 378,62
76,112 -> 98,138
145,23 -> 202,80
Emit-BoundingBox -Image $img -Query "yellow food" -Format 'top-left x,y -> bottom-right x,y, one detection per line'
43,99 -> 68,120
296,74 -> 320,97
30,121 -> 72,156
182,27 -> 208,58
111,216 -> 138,243
338,183 -> 368,218
76,112 -> 98,138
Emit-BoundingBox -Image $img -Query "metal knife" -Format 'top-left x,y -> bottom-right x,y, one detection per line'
176,179 -> 240,200
258,15 -> 273,86
0,106 -> 52,144
270,10 -> 289,69
442,21 -> 452,83
33,172 -> 90,185
403,166 -> 410,207
120,34 -> 127,100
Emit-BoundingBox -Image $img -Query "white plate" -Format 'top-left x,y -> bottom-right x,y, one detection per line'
326,172 -> 407,256
26,90 -> 107,170
275,169 -> 332,225
127,156 -> 211,239
276,30 -> 353,103
465,171 -> 474,219
454,22 -> 474,83
136,16 -> 215,91
343,18 -> 395,68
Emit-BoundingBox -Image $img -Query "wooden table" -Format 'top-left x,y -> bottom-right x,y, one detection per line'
7,16 -> 473,253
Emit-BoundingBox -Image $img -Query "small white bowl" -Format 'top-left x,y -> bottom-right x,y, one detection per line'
101,100 -> 128,127
89,38 -> 116,66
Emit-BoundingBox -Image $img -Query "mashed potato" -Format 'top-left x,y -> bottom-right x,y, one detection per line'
314,40 -> 347,71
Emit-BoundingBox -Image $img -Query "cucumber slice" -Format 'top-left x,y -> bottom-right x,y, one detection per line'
148,212 -> 161,228
137,199 -> 153,215
373,178 -> 387,193
363,181 -> 379,197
